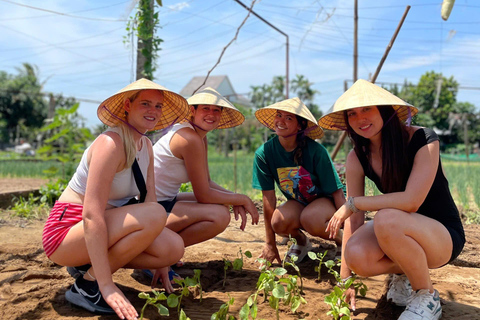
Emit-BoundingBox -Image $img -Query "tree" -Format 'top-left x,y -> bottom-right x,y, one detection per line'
0,63 -> 47,144
125,0 -> 164,80
393,71 -> 458,130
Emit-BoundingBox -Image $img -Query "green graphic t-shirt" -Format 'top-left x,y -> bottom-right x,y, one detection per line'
252,136 -> 344,205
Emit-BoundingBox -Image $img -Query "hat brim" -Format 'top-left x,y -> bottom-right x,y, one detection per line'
255,99 -> 324,140
318,79 -> 418,131
97,79 -> 190,131
185,87 -> 245,129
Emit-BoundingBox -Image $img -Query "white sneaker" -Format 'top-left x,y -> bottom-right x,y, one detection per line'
398,289 -> 442,320
387,274 -> 413,306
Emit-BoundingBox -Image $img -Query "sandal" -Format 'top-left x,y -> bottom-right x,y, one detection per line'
286,238 -> 312,264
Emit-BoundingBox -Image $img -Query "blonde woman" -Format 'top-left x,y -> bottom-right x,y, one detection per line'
42,79 -> 190,319
252,97 -> 345,265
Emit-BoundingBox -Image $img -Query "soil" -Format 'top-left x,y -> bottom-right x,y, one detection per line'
0,178 -> 479,320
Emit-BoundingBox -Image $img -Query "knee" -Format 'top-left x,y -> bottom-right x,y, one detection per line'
271,212 -> 289,235
373,209 -> 402,241
344,240 -> 371,277
213,205 -> 231,230
139,202 -> 167,234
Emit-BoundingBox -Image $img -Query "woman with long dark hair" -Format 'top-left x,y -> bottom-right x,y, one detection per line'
320,79 -> 465,320
253,97 -> 345,265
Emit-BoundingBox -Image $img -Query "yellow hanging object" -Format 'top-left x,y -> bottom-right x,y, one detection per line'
441,0 -> 456,21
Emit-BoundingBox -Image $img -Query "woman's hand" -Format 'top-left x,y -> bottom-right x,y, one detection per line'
101,282 -> 138,320
243,197 -> 260,226
152,267 -> 175,293
258,242 -> 281,266
326,204 -> 353,239
233,205 -> 248,231
344,287 -> 357,311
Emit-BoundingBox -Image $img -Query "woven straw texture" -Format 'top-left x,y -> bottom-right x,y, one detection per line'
186,87 -> 245,129
255,97 -> 324,140
97,78 -> 190,131
318,79 -> 418,131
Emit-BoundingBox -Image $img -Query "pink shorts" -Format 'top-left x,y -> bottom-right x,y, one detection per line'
42,201 -> 83,258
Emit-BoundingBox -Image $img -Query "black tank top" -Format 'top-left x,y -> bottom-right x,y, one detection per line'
357,128 -> 464,235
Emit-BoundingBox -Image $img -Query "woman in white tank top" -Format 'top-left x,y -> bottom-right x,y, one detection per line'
153,87 -> 259,250
42,79 -> 190,319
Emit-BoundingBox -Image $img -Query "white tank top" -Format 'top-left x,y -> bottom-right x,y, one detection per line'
68,127 -> 150,207
153,122 -> 192,201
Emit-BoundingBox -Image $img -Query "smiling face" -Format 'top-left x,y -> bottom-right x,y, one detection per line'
124,89 -> 164,132
273,110 -> 301,137
191,104 -> 223,132
346,106 -> 383,139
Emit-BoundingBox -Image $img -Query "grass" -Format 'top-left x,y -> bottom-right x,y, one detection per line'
1,150 -> 478,222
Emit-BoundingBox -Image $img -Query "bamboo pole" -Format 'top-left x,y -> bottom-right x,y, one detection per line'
330,5 -> 411,161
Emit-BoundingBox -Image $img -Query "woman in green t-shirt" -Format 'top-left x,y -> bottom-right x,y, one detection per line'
252,97 -> 345,264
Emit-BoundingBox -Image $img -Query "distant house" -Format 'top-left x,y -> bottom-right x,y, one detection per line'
180,75 -> 251,108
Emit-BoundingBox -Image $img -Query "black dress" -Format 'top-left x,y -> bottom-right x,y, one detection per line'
356,128 -> 465,262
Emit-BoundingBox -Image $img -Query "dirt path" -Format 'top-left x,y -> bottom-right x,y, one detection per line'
0,208 -> 479,320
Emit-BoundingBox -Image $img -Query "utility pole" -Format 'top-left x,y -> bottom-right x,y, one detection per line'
233,0 -> 289,98
331,0 -> 358,161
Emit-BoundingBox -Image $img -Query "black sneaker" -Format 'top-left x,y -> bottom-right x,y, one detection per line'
65,276 -> 115,314
67,264 -> 91,279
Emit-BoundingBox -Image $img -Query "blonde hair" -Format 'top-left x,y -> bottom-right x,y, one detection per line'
116,91 -> 142,169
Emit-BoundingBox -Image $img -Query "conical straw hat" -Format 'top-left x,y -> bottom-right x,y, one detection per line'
186,87 -> 245,129
97,78 -> 190,131
318,79 -> 418,131
255,97 -> 324,140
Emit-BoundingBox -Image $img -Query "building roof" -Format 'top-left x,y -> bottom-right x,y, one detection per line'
180,75 -> 229,97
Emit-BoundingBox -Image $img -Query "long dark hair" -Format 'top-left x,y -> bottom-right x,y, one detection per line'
345,106 -> 410,193
293,115 -> 309,166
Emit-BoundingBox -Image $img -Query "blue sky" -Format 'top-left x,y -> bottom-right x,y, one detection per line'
0,0 -> 479,128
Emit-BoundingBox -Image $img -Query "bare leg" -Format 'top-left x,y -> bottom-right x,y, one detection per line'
300,197 -> 342,245
271,200 -> 306,245
166,201 -> 231,247
50,202 -> 182,272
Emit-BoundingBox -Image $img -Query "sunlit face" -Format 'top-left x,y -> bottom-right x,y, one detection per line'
191,104 -> 223,132
124,89 -> 164,132
346,106 -> 383,139
273,110 -> 301,137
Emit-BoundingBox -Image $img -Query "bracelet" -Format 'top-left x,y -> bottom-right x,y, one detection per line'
347,196 -> 359,213
336,275 -> 353,287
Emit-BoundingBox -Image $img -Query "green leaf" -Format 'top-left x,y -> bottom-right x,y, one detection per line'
272,284 -> 285,298
156,303 -> 169,316
308,251 -> 317,260
291,298 -> 301,312
138,292 -> 150,299
233,258 -> 243,270
239,304 -> 250,320
244,250 -> 252,258
167,293 -> 179,307
273,267 -> 287,276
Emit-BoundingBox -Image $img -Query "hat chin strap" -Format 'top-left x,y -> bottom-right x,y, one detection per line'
102,105 -> 147,136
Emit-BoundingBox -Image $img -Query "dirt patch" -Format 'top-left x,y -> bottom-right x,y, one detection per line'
0,178 -> 47,193
0,207 -> 479,320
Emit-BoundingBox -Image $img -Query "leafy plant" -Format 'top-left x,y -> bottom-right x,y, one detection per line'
139,269 -> 201,320
179,182 -> 193,193
323,259 -> 368,320
308,250 -> 328,281
10,193 -> 49,218
223,248 -> 252,288
240,257 -> 306,320
282,237 -> 304,293
211,295 -> 237,320
39,178 -> 67,206
138,290 -> 169,319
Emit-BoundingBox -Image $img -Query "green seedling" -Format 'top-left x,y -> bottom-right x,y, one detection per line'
223,248 -> 252,288
282,237 -> 304,294
140,269 -> 201,320
323,259 -> 368,320
240,257 -> 306,320
308,250 -> 328,281
211,294 -> 237,320
138,290 -> 169,319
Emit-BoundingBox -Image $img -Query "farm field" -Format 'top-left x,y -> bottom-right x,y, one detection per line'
1,200 -> 480,319
0,156 -> 479,319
